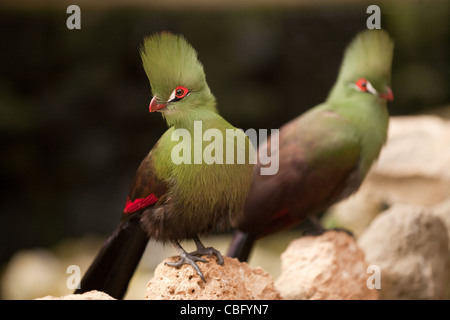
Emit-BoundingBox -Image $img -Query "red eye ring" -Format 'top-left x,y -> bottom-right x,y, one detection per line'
355,78 -> 368,92
175,86 -> 189,99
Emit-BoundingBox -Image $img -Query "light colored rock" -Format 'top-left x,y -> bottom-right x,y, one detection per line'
363,115 -> 450,207
375,115 -> 450,182
325,115 -> 450,235
145,256 -> 281,300
0,236 -> 112,300
275,231 -> 377,300
36,290 -> 115,300
358,204 -> 450,300
324,185 -> 389,237
3,234 -> 283,300
433,197 -> 450,244
1,249 -> 62,300
430,198 -> 450,299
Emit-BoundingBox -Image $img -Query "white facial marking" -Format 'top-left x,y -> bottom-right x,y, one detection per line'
366,81 -> 378,95
168,89 -> 176,102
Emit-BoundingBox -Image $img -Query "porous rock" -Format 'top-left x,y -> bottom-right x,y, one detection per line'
145,256 -> 281,300
36,290 -> 115,300
358,204 -> 450,300
275,231 -> 377,300
433,197 -> 450,245
433,197 -> 450,298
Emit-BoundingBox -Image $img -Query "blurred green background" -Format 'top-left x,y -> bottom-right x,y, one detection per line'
0,0 -> 449,299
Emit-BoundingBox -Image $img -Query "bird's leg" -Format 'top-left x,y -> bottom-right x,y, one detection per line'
165,240 -> 207,282
303,215 -> 326,235
190,236 -> 224,265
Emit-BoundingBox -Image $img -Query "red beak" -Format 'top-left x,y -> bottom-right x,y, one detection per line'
149,96 -> 167,112
378,86 -> 394,101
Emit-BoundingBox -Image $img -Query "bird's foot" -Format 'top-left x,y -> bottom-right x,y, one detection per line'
167,238 -> 225,282
302,215 -> 326,236
165,251 -> 208,282
190,246 -> 224,265
192,237 -> 224,265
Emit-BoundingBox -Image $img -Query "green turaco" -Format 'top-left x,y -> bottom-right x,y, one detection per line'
227,29 -> 395,262
75,32 -> 254,299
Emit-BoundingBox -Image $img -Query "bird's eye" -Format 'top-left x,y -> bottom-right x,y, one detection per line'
355,78 -> 368,92
168,86 -> 190,103
175,86 -> 189,99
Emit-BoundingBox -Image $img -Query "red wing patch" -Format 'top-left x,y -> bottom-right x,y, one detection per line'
123,194 -> 158,214
272,207 -> 289,220
260,206 -> 297,238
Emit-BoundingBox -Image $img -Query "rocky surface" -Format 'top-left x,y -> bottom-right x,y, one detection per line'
7,115 -> 450,300
358,204 -> 450,300
324,115 -> 450,299
275,231 -> 378,300
145,256 -> 281,300
36,290 -> 115,300
433,197 -> 450,247
326,115 -> 450,236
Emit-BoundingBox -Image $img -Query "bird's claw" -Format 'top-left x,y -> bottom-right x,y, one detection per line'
167,239 -> 225,282
165,252 -> 208,282
190,246 -> 224,265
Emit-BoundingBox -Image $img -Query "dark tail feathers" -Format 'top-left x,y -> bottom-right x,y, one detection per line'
75,214 -> 149,299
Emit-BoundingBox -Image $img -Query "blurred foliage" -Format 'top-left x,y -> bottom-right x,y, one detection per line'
0,0 -> 449,287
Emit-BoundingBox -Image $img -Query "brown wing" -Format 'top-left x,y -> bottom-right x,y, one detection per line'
235,110 -> 362,237
121,150 -> 169,219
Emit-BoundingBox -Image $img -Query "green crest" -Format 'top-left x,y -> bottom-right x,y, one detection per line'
337,30 -> 394,89
140,32 -> 207,101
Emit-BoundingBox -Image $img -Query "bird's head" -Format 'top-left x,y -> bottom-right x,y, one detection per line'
349,77 -> 393,101
328,29 -> 395,103
140,32 -> 217,125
